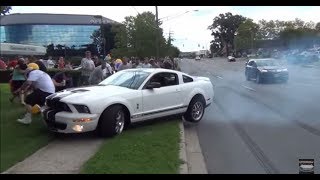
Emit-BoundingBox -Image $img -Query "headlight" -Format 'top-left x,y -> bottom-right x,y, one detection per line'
260,69 -> 268,73
73,104 -> 91,114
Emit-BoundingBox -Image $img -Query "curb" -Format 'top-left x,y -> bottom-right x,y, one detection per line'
179,121 -> 188,174
179,120 -> 208,174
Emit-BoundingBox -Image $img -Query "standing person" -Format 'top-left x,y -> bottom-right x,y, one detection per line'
58,56 -> 65,69
35,59 -> 48,73
149,59 -> 160,68
80,51 -> 95,86
15,63 -> 55,124
114,58 -> 123,72
163,58 -> 173,69
46,56 -> 55,69
92,55 -> 99,67
118,57 -> 132,71
52,72 -> 68,92
0,58 -> 7,69
103,61 -> 113,78
65,61 -> 73,70
9,58 -> 28,104
88,61 -> 107,85
142,57 -> 152,68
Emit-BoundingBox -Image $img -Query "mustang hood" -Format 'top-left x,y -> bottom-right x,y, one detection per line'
48,85 -> 134,104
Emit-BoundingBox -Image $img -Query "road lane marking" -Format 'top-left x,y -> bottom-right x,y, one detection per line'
216,76 -> 223,79
289,82 -> 320,87
241,85 -> 256,92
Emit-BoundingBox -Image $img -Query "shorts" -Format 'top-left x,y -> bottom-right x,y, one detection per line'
11,80 -> 25,93
25,89 -> 53,106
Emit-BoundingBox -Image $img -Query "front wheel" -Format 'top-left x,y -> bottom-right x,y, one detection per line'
184,96 -> 205,123
256,73 -> 262,84
245,71 -> 250,81
97,105 -> 126,137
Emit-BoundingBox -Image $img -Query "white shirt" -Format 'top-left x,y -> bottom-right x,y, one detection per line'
28,70 -> 55,93
47,59 -> 55,68
102,63 -> 113,78
142,63 -> 152,68
80,58 -> 95,76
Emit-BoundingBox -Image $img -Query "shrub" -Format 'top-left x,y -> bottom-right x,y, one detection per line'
0,69 -> 82,87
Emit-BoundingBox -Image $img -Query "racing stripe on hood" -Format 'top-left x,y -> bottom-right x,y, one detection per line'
49,89 -> 90,100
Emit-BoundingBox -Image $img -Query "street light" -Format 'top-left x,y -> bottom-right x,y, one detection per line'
93,15 -> 106,57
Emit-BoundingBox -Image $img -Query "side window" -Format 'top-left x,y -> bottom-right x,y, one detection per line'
248,61 -> 254,66
252,62 -> 257,67
148,72 -> 178,88
183,75 -> 193,83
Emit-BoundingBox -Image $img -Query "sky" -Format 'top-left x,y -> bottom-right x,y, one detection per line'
10,6 -> 320,52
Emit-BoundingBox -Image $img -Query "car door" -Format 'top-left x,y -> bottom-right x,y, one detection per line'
141,72 -> 183,119
246,61 -> 256,78
251,62 -> 259,78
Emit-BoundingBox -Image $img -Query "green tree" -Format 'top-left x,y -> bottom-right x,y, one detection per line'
208,12 -> 246,56
316,22 -> 320,31
0,6 -> 11,15
234,19 -> 259,52
110,11 -> 174,58
90,24 -> 116,56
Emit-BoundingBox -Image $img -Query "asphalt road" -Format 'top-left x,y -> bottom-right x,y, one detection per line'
179,58 -> 320,174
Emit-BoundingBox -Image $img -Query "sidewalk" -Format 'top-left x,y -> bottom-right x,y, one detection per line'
3,122 -> 206,174
3,134 -> 103,174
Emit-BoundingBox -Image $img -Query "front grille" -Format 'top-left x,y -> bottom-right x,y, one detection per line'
46,98 -> 71,112
43,109 -> 67,130
46,121 -> 67,130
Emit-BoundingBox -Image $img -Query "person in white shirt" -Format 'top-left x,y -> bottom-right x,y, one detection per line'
118,57 -> 132,71
80,51 -> 95,85
15,63 -> 55,124
46,56 -> 55,69
142,57 -> 152,68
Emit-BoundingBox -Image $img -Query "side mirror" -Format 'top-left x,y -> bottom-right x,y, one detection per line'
146,82 -> 161,89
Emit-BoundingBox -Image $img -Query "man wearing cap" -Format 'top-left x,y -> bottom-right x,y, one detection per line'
15,63 -> 55,124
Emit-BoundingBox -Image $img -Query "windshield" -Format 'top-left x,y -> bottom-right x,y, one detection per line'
99,70 -> 150,89
256,60 -> 281,67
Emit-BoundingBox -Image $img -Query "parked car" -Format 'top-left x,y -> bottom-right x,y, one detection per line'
42,68 -> 214,137
195,56 -> 201,61
228,56 -> 236,62
245,58 -> 289,83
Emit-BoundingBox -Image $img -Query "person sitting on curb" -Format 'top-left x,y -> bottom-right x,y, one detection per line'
15,63 -> 55,124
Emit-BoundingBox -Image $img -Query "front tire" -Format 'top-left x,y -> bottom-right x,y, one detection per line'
97,105 -> 126,137
245,71 -> 250,81
184,96 -> 205,123
256,73 -> 262,84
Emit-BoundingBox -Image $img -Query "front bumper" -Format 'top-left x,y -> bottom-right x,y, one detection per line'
42,107 -> 99,133
260,71 -> 289,81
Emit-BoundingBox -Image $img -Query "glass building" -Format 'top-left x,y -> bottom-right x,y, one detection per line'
0,13 -> 118,49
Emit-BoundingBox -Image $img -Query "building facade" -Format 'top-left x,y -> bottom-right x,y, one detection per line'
0,13 -> 118,49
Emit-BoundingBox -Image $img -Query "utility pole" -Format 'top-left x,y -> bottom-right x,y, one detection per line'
168,30 -> 174,46
155,6 -> 159,60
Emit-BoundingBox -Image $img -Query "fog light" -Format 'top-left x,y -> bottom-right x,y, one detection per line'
73,118 -> 92,123
72,125 -> 84,132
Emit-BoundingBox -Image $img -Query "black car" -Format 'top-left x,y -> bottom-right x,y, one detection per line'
245,59 -> 289,83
